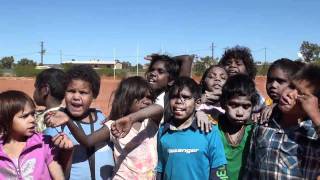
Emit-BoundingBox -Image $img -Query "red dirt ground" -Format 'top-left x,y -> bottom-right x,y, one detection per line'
0,76 -> 267,115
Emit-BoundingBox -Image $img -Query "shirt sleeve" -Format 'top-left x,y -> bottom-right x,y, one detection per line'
105,120 -> 115,143
208,125 -> 227,168
43,127 -> 59,137
155,127 -> 164,173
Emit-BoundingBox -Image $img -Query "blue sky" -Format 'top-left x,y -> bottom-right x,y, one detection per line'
0,0 -> 319,65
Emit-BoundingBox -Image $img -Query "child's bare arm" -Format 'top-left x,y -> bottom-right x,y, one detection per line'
66,120 -> 111,147
48,160 -> 65,180
111,104 -> 163,138
174,55 -> 194,77
46,111 -> 111,147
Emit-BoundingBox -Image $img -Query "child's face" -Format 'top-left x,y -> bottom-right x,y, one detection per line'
224,95 -> 253,126
170,87 -> 196,122
146,61 -> 170,93
278,79 -> 315,115
204,67 -> 227,94
65,79 -> 94,117
12,103 -> 36,139
224,58 -> 247,77
129,93 -> 153,113
266,68 -> 290,102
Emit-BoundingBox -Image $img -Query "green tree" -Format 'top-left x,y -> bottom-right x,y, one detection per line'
0,56 -> 15,69
300,41 -> 320,62
193,56 -> 218,76
17,58 -> 37,66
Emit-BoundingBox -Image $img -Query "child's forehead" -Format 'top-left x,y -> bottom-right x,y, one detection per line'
227,95 -> 252,103
173,86 -> 192,94
209,66 -> 227,73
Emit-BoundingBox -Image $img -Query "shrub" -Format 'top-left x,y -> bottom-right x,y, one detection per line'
14,65 -> 43,77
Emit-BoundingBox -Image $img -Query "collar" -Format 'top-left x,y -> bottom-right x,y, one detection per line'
161,116 -> 198,136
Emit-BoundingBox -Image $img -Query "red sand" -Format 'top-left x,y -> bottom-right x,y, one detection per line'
0,76 -> 267,115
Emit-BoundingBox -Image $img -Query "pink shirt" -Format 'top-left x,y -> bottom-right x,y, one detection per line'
0,133 -> 56,179
106,119 -> 158,180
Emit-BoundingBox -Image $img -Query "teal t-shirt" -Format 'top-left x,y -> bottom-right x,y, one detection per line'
157,121 -> 227,180
218,120 -> 253,180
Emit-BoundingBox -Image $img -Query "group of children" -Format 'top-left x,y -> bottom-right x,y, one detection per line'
0,45 -> 319,180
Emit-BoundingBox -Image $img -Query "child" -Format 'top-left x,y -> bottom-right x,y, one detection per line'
260,58 -> 301,122
218,74 -> 259,180
219,46 -> 256,80
46,76 -> 164,179
44,65 -> 114,180
0,90 -> 65,179
199,65 -> 228,118
219,46 -> 264,121
33,68 -> 68,132
156,77 -> 227,180
244,64 -> 320,179
146,54 -> 212,132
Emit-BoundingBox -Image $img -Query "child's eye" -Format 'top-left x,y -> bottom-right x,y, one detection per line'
243,105 -> 252,109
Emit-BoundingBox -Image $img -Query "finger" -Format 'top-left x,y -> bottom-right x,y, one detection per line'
197,114 -> 201,128
200,120 -> 204,132
205,121 -> 209,133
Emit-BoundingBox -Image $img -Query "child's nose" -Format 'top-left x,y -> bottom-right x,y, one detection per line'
270,81 -> 278,88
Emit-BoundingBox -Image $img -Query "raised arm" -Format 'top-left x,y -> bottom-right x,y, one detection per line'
112,104 -> 163,138
66,120 -> 110,147
45,111 -> 111,148
173,55 -> 194,77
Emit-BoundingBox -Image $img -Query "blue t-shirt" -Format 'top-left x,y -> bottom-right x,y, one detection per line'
156,120 -> 227,180
44,109 -> 114,180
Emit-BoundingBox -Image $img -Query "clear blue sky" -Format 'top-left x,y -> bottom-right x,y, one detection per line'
0,0 -> 319,65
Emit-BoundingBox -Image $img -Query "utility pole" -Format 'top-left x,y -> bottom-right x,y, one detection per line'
211,42 -> 215,62
40,41 -> 46,65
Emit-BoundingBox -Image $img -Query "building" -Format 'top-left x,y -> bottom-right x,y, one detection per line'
62,60 -> 122,69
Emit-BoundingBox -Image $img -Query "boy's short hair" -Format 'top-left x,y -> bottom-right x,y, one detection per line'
147,54 -> 180,80
292,64 -> 320,97
66,65 -> 101,98
168,76 -> 201,100
220,74 -> 259,107
219,45 -> 257,79
35,68 -> 67,101
267,58 -> 301,77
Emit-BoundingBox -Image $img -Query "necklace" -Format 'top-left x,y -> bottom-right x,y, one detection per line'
225,126 -> 245,147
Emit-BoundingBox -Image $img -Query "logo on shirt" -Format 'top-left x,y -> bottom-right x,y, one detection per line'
168,148 -> 199,154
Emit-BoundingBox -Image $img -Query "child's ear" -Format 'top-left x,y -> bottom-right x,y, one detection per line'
41,85 -> 50,96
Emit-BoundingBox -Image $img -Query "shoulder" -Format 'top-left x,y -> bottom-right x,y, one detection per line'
28,133 -> 54,147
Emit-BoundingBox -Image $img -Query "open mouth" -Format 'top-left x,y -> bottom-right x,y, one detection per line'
172,107 -> 185,116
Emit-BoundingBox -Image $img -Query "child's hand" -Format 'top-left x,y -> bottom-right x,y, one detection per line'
297,92 -> 320,121
201,91 -> 220,104
52,133 -> 74,150
109,116 -> 134,138
196,110 -> 212,133
259,103 -> 276,125
45,111 -> 69,127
